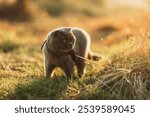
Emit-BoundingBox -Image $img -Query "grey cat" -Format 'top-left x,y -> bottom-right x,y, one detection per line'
41,27 -> 101,78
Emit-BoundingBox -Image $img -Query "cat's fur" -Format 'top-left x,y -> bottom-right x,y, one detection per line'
42,27 -> 101,78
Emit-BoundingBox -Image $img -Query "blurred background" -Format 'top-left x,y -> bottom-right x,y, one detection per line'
0,0 -> 149,19
0,0 -> 149,45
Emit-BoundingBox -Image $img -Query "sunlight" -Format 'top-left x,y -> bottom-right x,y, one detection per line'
0,0 -> 16,5
107,0 -> 149,9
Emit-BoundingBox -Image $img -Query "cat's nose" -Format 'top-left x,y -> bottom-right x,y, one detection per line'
68,43 -> 73,49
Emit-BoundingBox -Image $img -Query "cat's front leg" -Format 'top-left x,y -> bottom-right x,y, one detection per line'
60,58 -> 75,79
44,60 -> 55,78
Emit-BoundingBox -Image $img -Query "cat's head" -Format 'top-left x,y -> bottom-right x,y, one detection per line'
48,28 -> 76,53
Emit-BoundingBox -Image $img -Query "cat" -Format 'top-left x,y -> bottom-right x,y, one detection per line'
41,27 -> 101,78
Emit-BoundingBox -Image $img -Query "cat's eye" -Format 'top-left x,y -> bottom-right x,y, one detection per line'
63,39 -> 67,43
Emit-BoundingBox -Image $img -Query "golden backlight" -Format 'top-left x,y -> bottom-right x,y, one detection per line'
0,0 -> 150,100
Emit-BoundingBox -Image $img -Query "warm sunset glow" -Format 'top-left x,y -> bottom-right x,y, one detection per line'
107,0 -> 149,9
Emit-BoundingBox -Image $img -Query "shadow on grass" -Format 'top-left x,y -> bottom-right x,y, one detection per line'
9,76 -> 69,100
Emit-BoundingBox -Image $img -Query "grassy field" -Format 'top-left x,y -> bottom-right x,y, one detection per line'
0,0 -> 150,100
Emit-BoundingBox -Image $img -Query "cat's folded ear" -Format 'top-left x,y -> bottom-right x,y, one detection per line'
66,28 -> 71,33
51,30 -> 63,37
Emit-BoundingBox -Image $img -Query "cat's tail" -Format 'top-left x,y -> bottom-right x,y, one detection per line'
87,50 -> 102,61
